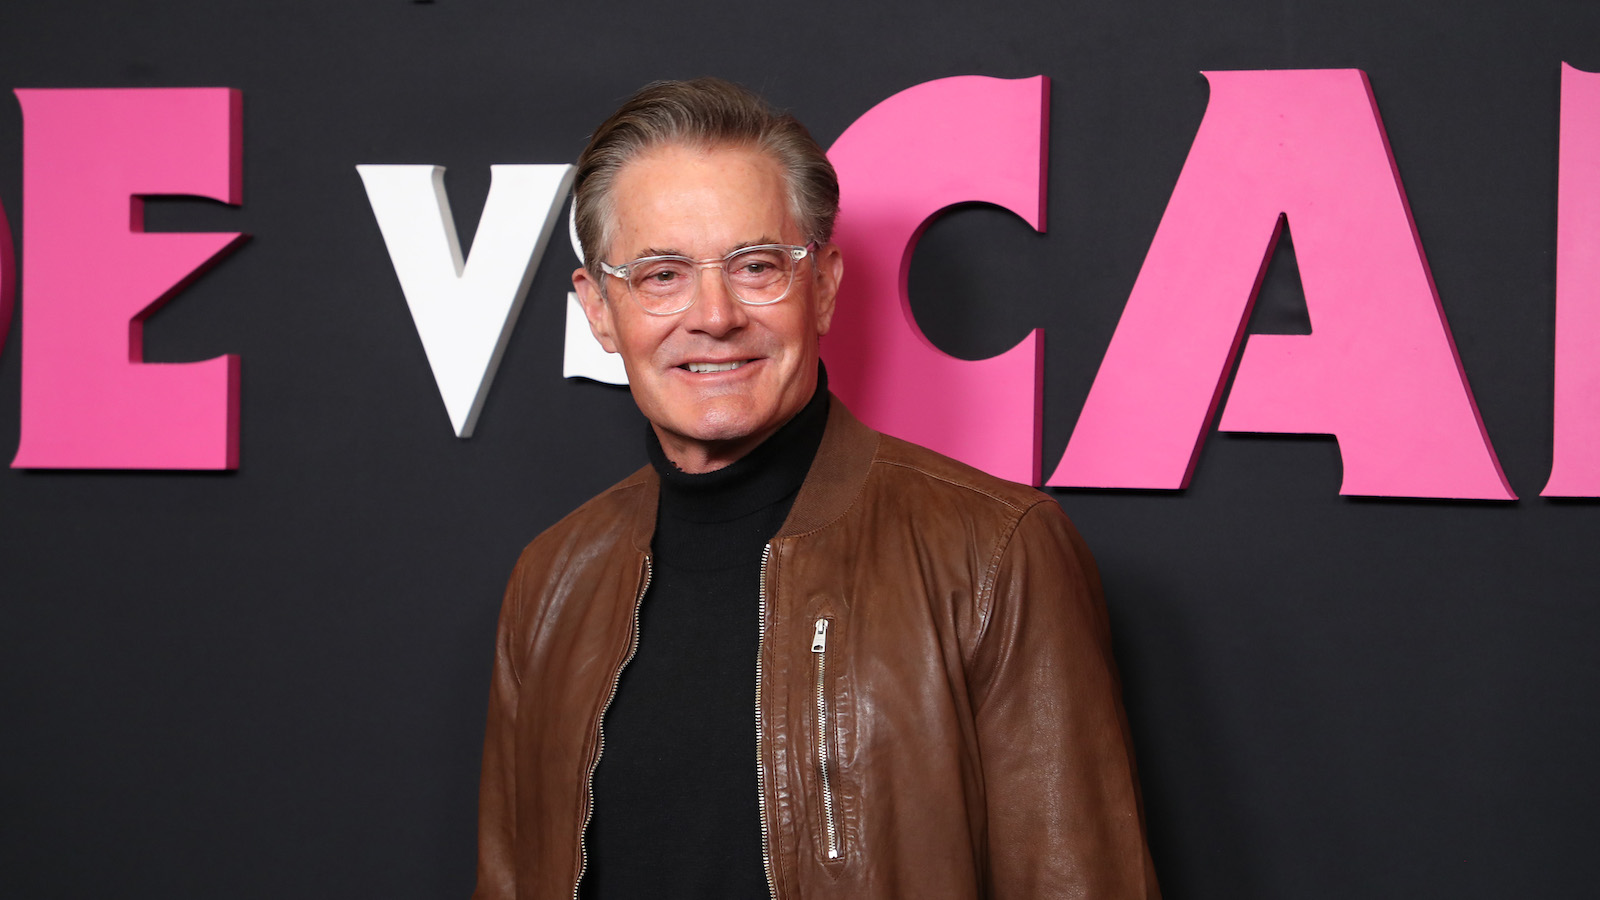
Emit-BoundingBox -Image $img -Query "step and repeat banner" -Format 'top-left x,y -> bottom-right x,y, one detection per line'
3,1 -> 1599,897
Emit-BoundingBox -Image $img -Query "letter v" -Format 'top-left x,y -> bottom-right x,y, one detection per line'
358,164 -> 574,437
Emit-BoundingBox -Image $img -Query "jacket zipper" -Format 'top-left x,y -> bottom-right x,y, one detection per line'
757,544 -> 777,898
573,555 -> 651,900
811,618 -> 841,860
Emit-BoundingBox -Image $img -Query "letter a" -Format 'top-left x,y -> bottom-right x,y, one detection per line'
824,76 -> 1047,485
1051,70 -> 1513,499
359,164 -> 575,437
12,89 -> 246,469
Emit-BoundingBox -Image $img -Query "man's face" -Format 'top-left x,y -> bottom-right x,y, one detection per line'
574,143 -> 843,473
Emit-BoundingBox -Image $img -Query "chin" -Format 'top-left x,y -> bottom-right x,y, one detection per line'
682,414 -> 764,445
677,399 -> 773,444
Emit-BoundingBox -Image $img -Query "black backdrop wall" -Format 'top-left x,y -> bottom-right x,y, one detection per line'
3,1 -> 1598,897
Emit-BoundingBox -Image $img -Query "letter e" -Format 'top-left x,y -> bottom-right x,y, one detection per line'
12,88 -> 246,470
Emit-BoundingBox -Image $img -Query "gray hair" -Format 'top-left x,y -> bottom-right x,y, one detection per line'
573,77 -> 839,282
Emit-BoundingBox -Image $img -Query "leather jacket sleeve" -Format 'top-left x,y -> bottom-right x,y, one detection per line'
969,500 -> 1161,899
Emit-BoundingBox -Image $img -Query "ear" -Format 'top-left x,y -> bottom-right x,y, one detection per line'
812,242 -> 843,336
573,266 -> 620,354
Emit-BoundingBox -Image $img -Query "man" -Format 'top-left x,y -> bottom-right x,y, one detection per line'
473,78 -> 1159,899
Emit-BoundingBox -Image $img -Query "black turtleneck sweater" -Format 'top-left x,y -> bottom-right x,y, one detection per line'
580,374 -> 830,900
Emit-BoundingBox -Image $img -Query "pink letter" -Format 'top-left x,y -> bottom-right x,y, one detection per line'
12,88 -> 246,470
0,199 -> 13,352
1544,64 -> 1600,497
824,76 -> 1047,485
1051,70 -> 1512,499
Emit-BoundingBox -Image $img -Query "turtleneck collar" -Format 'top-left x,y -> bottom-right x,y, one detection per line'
646,365 -> 830,525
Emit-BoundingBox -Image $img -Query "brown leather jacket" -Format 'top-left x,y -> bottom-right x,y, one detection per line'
474,398 -> 1160,899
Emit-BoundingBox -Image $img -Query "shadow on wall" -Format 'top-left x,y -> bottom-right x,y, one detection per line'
1101,559 -> 1267,899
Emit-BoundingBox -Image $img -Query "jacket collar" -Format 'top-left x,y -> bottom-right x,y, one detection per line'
626,394 -> 881,554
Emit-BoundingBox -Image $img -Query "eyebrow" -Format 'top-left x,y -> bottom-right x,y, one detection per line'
630,236 -> 784,260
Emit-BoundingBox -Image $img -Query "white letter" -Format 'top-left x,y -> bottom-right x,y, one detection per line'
358,163 -> 575,436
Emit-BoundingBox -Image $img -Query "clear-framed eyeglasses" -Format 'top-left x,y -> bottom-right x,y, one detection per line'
599,242 -> 818,316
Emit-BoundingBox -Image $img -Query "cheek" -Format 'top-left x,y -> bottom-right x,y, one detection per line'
758,307 -> 818,350
613,316 -> 673,363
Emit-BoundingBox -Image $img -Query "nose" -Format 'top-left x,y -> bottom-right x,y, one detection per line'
680,262 -> 748,337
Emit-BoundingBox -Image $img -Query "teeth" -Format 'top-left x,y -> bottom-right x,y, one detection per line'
686,360 -> 746,374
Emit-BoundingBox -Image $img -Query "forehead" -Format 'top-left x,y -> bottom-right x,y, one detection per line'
608,143 -> 797,258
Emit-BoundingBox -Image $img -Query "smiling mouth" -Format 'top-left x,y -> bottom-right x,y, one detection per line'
683,360 -> 750,374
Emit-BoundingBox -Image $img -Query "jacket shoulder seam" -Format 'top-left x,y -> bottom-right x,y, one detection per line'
874,456 -> 1043,515
969,498 -> 1053,671
540,475 -> 650,536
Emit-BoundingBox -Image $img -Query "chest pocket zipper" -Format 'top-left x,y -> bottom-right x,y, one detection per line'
811,617 -> 842,860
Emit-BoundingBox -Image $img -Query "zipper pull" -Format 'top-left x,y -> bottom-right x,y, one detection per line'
811,618 -> 829,653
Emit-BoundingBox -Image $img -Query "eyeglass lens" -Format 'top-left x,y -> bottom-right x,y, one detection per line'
628,246 -> 799,313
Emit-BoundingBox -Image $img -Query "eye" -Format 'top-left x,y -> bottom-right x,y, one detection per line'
726,248 -> 789,285
630,258 -> 695,294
